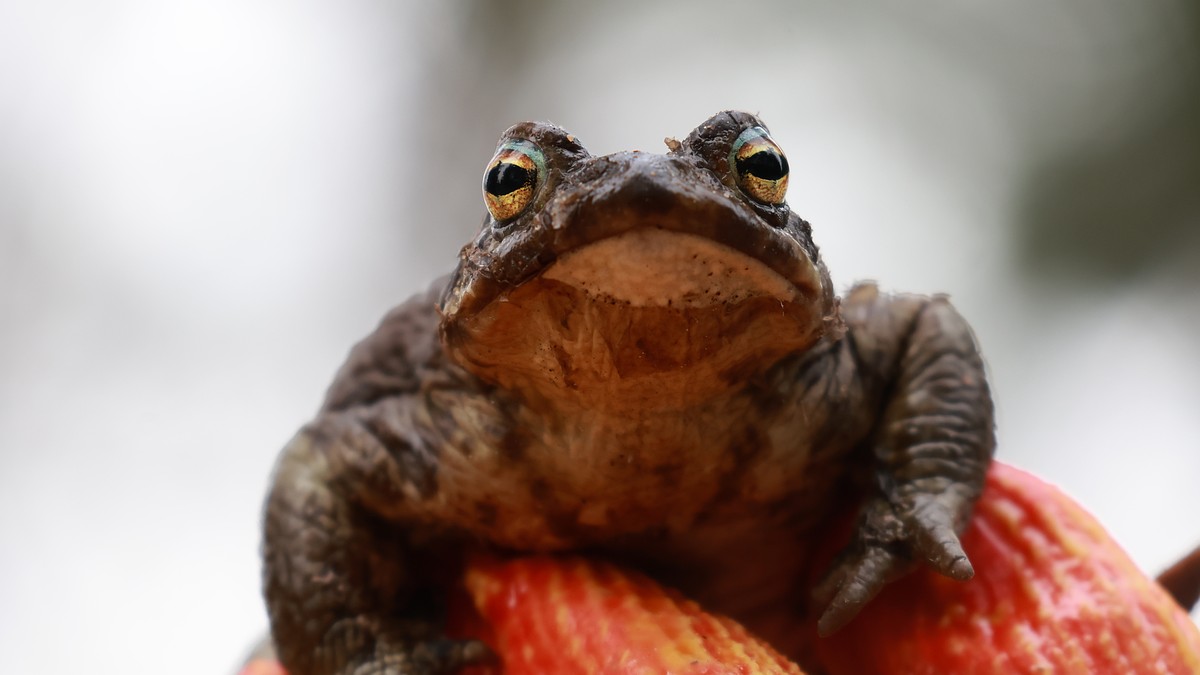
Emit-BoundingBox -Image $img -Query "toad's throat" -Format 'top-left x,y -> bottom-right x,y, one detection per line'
447,228 -> 827,411
541,228 -> 803,308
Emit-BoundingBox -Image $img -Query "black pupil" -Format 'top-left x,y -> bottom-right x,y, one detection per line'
486,162 -> 533,196
738,149 -> 788,181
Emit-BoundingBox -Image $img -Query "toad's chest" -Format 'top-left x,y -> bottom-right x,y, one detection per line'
411,371 -> 873,551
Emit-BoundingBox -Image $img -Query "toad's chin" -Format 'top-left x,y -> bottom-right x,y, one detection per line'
540,228 -> 805,309
442,228 -> 832,413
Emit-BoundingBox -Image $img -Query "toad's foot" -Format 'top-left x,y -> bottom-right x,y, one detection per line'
313,619 -> 492,675
344,641 -> 491,675
813,493 -> 974,636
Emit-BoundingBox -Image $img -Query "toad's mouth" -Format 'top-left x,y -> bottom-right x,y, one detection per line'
443,227 -> 830,412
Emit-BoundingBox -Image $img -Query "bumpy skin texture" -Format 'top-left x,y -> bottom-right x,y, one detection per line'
262,111 -> 996,674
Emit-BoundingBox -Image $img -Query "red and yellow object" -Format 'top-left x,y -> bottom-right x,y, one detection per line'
461,555 -> 805,675
815,462 -> 1200,674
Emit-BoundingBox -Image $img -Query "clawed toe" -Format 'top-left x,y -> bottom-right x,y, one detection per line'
814,495 -> 976,635
409,638 -> 495,672
814,545 -> 906,636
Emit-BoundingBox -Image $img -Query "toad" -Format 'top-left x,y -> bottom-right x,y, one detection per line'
263,111 -> 996,674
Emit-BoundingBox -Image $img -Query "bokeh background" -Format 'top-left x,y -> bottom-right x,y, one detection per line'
2,1 -> 1198,673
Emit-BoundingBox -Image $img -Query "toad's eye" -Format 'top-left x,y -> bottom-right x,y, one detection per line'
483,141 -> 544,221
730,127 -> 789,205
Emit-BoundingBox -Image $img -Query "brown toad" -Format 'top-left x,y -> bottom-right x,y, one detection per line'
263,111 -> 996,674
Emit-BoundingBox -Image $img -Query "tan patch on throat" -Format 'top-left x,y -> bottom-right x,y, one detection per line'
446,228 -> 828,413
541,228 -> 801,307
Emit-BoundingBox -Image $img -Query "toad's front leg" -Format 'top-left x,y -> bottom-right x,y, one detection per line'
263,405 -> 491,675
814,284 -> 996,635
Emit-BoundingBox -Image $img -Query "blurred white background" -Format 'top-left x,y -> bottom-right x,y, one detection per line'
1,1 -> 1198,673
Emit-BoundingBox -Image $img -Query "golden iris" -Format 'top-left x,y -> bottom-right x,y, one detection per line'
483,142 -> 542,221
730,127 -> 789,205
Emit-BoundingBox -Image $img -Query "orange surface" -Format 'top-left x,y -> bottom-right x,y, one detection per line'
462,555 -> 805,675
815,462 -> 1200,674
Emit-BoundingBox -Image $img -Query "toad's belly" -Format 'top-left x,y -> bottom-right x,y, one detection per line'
417,374 -> 863,657
427,413 -> 855,552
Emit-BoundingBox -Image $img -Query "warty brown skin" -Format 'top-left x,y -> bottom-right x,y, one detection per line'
262,111 -> 996,674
